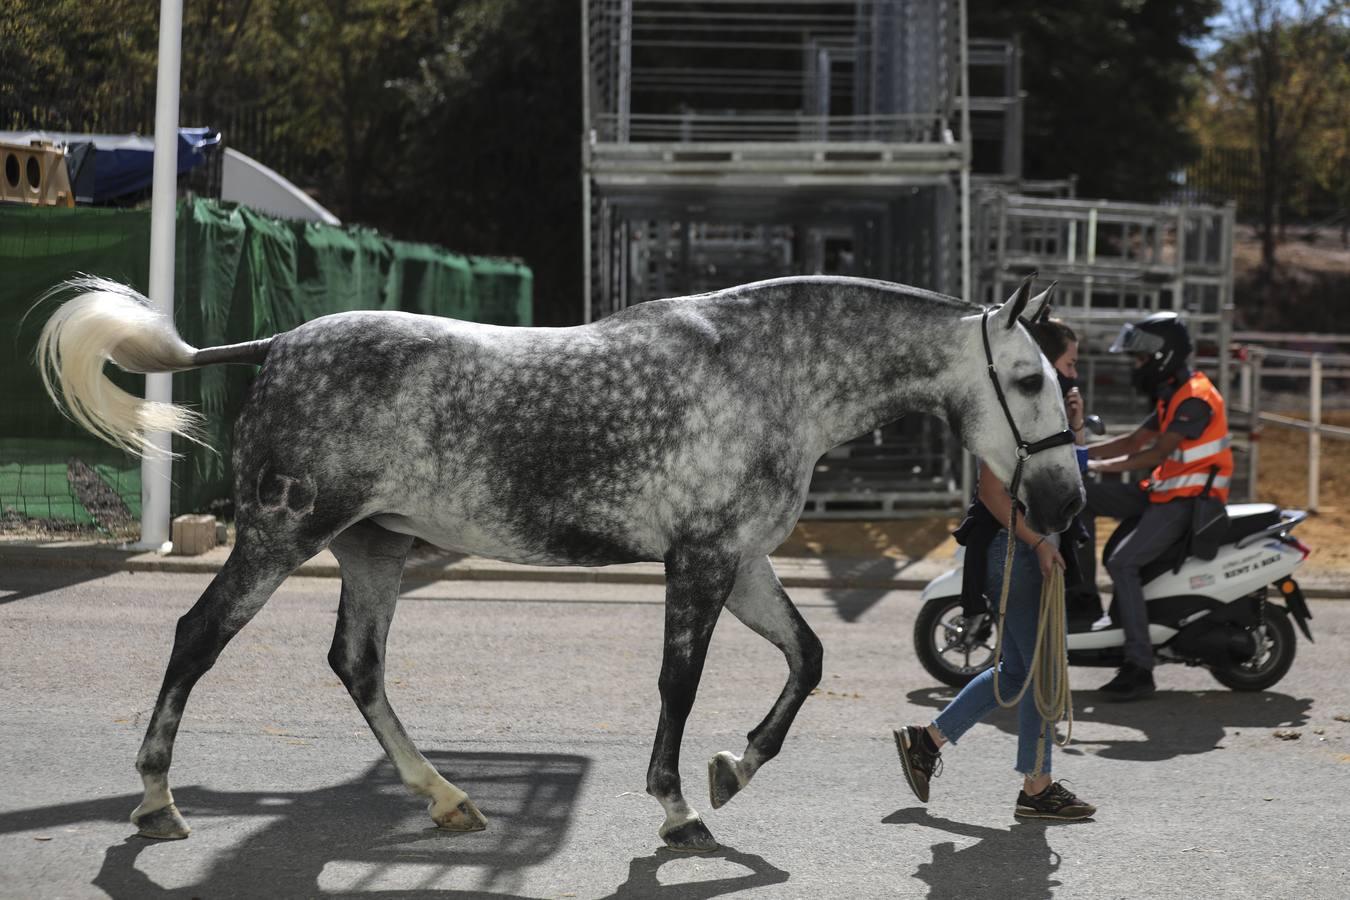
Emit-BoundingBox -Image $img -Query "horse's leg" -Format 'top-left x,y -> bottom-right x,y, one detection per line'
707,555 -> 823,809
327,521 -> 487,832
648,543 -> 739,852
131,527 -> 316,839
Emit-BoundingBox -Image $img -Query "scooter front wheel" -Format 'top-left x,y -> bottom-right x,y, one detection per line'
1209,609 -> 1297,692
915,595 -> 997,688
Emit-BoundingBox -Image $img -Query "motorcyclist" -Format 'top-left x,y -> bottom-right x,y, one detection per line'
1084,312 -> 1234,701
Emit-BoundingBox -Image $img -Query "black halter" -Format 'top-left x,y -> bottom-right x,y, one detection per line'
980,307 -> 1075,515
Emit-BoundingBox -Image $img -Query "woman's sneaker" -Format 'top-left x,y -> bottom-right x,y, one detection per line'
893,726 -> 942,803
1014,781 -> 1097,820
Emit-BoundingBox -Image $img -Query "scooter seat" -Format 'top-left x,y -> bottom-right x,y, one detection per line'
1221,503 -> 1282,544
1113,503 -> 1285,586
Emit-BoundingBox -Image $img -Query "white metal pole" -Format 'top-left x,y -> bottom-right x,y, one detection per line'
581,0 -> 593,323
1239,356 -> 1252,411
617,0 -> 632,143
1218,204 -> 1236,401
1248,350 -> 1262,503
1309,354 -> 1322,512
958,0 -> 971,302
957,0 -> 973,504
137,0 -> 184,552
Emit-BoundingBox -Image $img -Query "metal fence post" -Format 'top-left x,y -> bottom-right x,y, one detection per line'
960,448 -> 973,506
1239,356 -> 1252,411
1309,353 -> 1322,512
1247,349 -> 1262,502
1084,354 -> 1096,413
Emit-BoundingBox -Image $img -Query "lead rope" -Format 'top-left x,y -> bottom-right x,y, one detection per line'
988,492 -> 1074,776
975,303 -> 1077,776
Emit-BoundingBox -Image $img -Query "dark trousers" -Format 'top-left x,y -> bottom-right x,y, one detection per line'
1084,480 -> 1195,670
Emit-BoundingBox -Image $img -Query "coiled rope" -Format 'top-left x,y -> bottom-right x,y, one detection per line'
989,501 -> 1074,776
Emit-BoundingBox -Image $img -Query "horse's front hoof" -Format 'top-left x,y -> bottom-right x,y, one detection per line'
132,803 -> 191,840
708,751 -> 746,809
432,797 -> 488,832
660,817 -> 719,852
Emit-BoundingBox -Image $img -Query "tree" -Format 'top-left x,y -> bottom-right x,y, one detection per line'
969,0 -> 1221,201
372,0 -> 583,325
0,1 -> 156,129
180,0 -> 450,220
1193,1 -> 1349,275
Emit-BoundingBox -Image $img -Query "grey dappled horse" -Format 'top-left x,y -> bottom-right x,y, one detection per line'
36,274 -> 1082,851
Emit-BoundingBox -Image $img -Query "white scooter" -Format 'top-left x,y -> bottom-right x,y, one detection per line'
915,501 -> 1314,692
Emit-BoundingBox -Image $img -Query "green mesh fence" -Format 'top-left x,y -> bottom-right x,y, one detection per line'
1,198 -> 532,529
0,438 -> 141,525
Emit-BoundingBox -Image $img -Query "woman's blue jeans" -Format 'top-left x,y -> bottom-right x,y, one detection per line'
933,530 -> 1056,776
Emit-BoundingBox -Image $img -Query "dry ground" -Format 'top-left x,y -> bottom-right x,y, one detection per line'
1252,410 -> 1350,572
1233,224 -> 1350,278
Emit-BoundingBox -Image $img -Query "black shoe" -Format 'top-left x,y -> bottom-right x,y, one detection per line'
893,725 -> 942,803
1015,781 -> 1097,820
1099,663 -> 1156,701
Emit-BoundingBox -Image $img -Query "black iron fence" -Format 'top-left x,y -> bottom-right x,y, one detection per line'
1176,146 -> 1345,226
1176,146 -> 1260,214
2,96 -> 304,188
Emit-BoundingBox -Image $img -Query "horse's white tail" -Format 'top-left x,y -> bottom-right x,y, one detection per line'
36,277 -> 205,458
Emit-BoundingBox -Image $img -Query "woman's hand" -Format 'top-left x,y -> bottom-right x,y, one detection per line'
1065,387 -> 1084,433
1034,539 -> 1066,580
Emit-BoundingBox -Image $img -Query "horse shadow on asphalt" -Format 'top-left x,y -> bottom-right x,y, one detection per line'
819,518 -> 953,622
905,686 -> 1314,762
0,750 -> 790,899
882,807 -> 1073,900
0,562 -> 112,606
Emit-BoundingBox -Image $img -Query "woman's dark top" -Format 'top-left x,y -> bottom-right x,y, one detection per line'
953,490 -> 1088,617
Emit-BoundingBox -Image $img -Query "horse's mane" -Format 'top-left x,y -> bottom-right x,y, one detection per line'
677,275 -> 979,314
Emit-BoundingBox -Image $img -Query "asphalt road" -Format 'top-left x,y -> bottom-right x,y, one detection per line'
2,568 -> 1348,899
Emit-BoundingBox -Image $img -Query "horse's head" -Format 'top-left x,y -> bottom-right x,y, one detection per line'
949,277 -> 1085,534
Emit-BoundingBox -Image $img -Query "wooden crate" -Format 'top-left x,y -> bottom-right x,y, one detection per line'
171,514 -> 218,556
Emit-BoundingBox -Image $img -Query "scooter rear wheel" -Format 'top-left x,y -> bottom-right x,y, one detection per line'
1209,609 -> 1297,692
915,595 -> 997,688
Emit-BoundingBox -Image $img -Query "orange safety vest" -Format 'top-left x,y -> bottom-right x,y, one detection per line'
1146,370 -> 1234,503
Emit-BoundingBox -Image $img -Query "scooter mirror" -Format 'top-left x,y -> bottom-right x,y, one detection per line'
1085,414 -> 1106,436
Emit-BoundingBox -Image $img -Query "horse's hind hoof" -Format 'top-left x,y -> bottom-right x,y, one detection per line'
660,817 -> 719,853
132,803 -> 191,840
708,751 -> 746,809
432,798 -> 488,833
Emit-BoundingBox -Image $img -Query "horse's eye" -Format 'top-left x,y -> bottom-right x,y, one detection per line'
1016,374 -> 1044,394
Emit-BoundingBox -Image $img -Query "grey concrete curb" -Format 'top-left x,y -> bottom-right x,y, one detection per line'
2,541 -> 1345,598
0,541 -> 946,592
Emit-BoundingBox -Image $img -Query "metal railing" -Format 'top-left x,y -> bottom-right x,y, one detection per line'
592,111 -> 948,144
586,0 -> 958,147
1232,346 -> 1350,511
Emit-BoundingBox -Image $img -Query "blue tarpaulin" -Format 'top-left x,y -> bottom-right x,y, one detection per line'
0,127 -> 220,203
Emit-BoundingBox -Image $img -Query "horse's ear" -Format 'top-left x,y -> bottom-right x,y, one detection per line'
1024,281 -> 1057,325
998,273 -> 1037,330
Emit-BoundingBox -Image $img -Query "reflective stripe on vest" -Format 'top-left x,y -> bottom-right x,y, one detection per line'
1149,472 -> 1232,494
1168,434 -> 1232,463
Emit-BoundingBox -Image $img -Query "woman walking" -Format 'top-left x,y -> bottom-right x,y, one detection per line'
895,316 -> 1096,820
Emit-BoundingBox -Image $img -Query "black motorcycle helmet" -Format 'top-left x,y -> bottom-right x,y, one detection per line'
1109,312 -> 1192,396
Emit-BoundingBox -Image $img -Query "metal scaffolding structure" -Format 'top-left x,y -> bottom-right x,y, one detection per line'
973,193 -> 1237,409
582,0 -> 977,516
970,192 -> 1244,496
583,0 -> 966,320
580,1 -> 1240,515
